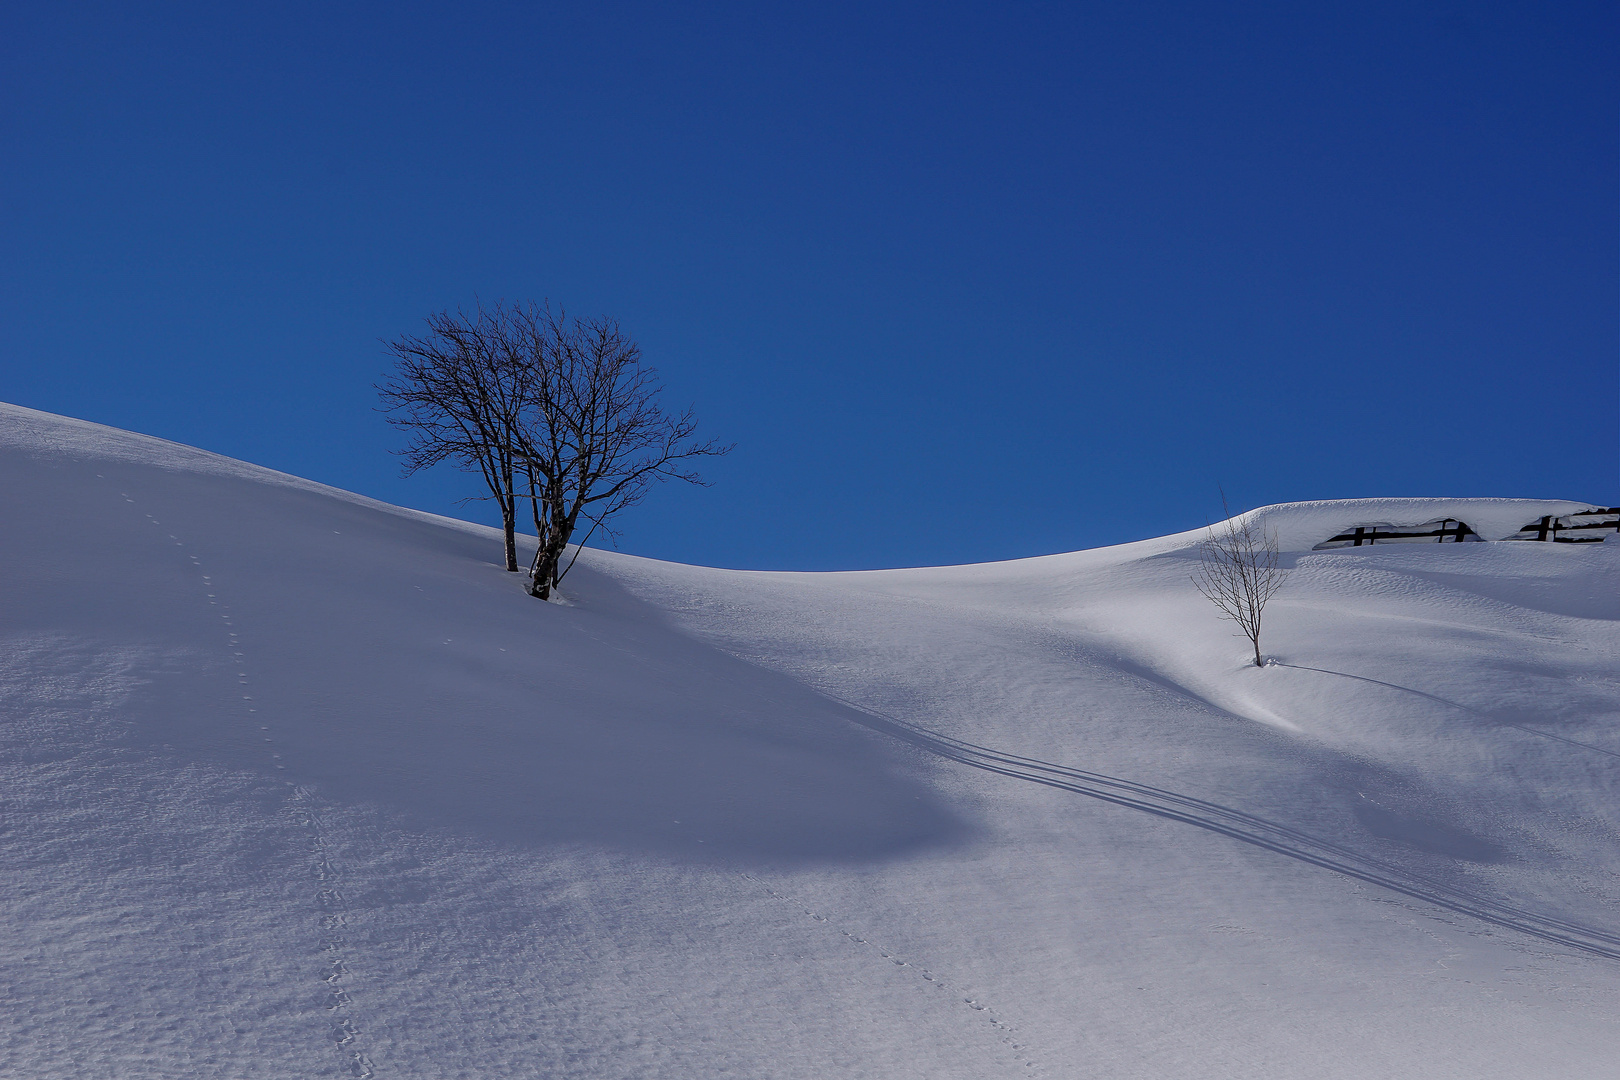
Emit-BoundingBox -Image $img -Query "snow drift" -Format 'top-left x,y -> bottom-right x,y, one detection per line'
2,401 -> 1618,1079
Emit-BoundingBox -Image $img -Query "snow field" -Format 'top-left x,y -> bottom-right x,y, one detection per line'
2,401 -> 1617,1078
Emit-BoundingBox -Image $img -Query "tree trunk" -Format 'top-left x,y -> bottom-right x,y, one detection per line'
531,550 -> 557,599
499,457 -> 519,571
527,497 -> 573,600
528,535 -> 567,599
502,509 -> 518,571
528,545 -> 557,599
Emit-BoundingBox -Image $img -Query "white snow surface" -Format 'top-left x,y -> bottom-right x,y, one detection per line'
3,400 -> 1618,1078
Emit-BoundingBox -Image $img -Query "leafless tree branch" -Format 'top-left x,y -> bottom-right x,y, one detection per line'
507,309 -> 732,599
381,302 -> 731,596
1193,493 -> 1287,668
378,302 -> 540,571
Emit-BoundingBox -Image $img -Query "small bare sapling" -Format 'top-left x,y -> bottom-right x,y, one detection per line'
1194,503 -> 1287,668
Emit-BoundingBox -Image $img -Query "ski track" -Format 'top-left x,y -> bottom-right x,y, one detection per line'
819,689 -> 1620,963
106,474 -> 377,1079
739,872 -> 1042,1077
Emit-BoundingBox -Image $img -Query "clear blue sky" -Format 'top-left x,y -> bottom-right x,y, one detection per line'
4,1 -> 1616,569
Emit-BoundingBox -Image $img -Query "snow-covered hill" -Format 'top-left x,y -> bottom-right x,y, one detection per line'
3,401 -> 1618,1079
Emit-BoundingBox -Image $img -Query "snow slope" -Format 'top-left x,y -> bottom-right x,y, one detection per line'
3,401 -> 1618,1079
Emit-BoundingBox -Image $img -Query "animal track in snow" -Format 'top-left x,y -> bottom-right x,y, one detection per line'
107,477 -> 377,1078
741,873 -> 1040,1075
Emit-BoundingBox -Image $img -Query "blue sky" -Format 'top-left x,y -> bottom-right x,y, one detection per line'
3,1 -> 1615,569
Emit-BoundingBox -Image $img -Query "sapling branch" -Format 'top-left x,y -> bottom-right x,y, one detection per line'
1193,495 -> 1287,667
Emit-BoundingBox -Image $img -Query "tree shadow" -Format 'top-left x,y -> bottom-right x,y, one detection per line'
1276,662 -> 1620,761
19,459 -> 970,868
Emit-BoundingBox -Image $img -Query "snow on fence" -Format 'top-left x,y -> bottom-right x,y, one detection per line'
1501,508 -> 1620,544
1312,519 -> 1482,550
1310,507 -> 1620,549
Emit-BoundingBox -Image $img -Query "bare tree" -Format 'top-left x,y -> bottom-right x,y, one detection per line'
378,304 -> 533,571
1193,497 -> 1287,668
380,302 -> 729,596
508,308 -> 731,600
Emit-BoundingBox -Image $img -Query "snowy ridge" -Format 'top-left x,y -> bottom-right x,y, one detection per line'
2,402 -> 1618,1079
0,401 -> 492,540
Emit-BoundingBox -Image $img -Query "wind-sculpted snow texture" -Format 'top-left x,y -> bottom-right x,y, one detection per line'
2,402 -> 1618,1078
